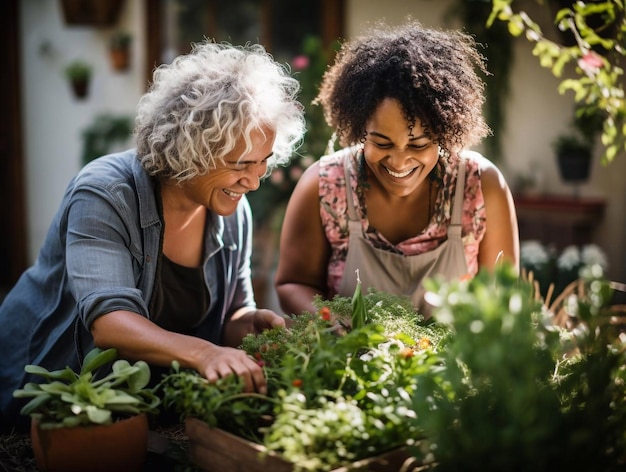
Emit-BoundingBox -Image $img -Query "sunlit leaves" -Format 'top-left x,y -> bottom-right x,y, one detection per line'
489,0 -> 626,164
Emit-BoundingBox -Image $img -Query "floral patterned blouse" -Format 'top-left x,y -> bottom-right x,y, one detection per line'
319,146 -> 487,296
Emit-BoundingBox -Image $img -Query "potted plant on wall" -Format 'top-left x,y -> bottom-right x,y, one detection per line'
81,113 -> 133,165
64,59 -> 93,100
13,347 -> 160,472
553,105 -> 604,185
109,31 -> 132,71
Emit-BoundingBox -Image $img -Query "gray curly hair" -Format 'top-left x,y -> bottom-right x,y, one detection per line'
135,41 -> 305,182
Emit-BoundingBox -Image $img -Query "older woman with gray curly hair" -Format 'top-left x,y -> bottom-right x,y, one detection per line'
0,41 -> 305,431
276,20 -> 519,317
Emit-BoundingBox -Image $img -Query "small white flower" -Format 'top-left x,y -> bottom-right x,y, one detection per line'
581,244 -> 608,270
557,245 -> 581,271
520,240 -> 549,266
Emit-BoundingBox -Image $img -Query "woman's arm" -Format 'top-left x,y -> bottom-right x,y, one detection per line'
91,309 -> 274,394
477,158 -> 520,272
275,162 -> 331,316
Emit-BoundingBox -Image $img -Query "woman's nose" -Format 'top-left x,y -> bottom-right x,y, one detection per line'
387,147 -> 414,164
241,163 -> 266,191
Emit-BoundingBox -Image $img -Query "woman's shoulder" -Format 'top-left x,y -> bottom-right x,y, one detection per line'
459,149 -> 502,175
74,150 -> 142,188
70,150 -> 157,214
320,146 -> 356,167
319,146 -> 359,181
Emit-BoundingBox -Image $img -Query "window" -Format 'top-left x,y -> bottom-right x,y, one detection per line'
145,0 -> 344,82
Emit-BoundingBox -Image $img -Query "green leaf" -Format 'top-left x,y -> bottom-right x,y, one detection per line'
38,382 -> 72,395
81,348 -> 118,375
351,270 -> 367,330
19,394 -> 53,415
125,361 -> 151,392
105,392 -> 141,405
507,14 -> 524,36
85,405 -> 112,424
24,365 -> 77,382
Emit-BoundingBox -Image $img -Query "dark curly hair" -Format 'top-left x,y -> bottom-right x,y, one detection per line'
315,20 -> 491,152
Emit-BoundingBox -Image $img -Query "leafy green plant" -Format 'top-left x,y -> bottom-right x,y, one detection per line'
13,348 -> 160,429
63,59 -> 92,81
488,0 -> 626,164
417,263 -> 626,471
109,31 -> 132,50
81,113 -> 133,165
160,263 -> 626,471
160,292 -> 449,471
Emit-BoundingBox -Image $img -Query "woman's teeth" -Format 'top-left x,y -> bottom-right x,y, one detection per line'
386,167 -> 414,178
224,189 -> 241,198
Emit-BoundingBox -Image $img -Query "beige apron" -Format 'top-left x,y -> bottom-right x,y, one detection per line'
338,154 -> 468,315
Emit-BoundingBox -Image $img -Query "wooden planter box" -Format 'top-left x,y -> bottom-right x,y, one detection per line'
185,418 -> 415,472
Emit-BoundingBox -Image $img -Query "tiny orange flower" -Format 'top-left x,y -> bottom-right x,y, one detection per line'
418,337 -> 432,350
400,347 -> 414,359
292,379 -> 303,388
319,306 -> 331,321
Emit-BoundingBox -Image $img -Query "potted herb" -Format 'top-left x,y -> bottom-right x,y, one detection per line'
13,347 -> 160,472
64,59 -> 93,99
109,31 -> 132,71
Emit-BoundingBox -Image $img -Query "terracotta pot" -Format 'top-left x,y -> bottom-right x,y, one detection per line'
109,48 -> 130,71
31,413 -> 149,472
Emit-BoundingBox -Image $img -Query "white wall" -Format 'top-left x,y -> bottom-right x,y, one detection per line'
20,0 -> 145,262
19,0 -> 626,283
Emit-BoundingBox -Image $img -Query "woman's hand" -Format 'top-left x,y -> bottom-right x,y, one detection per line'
249,308 -> 288,334
195,344 -> 269,394
222,307 -> 287,347
216,308 -> 288,393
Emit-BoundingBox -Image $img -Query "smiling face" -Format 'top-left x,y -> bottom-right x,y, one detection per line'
180,126 -> 276,216
363,98 -> 439,199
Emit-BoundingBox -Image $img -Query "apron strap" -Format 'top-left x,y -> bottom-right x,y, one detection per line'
343,150 -> 359,222
449,157 -> 466,238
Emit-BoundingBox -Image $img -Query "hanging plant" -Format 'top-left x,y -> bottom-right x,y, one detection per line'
64,59 -> 93,100
109,31 -> 132,71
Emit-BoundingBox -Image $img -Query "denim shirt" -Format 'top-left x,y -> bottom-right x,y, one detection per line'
0,150 -> 256,426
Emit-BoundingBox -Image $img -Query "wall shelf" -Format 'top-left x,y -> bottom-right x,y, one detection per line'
60,0 -> 124,26
514,194 -> 606,249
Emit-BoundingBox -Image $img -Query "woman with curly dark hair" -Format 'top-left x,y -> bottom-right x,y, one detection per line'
275,20 -> 519,317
